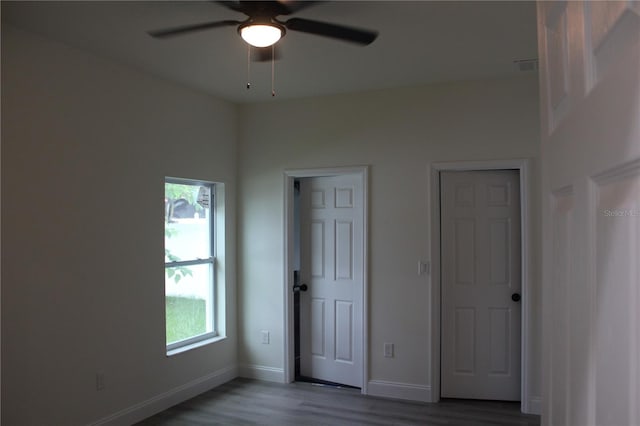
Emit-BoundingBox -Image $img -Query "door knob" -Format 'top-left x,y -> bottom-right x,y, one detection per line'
293,284 -> 308,293
511,293 -> 521,302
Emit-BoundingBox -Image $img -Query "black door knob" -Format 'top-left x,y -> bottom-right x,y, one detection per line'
511,293 -> 521,302
293,284 -> 308,293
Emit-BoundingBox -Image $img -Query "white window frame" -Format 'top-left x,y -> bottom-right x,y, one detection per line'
164,177 -> 217,352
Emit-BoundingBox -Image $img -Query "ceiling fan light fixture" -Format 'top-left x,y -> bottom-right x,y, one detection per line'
239,22 -> 284,48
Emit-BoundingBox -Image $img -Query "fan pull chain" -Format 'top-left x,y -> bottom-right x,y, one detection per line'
246,45 -> 251,90
271,45 -> 276,97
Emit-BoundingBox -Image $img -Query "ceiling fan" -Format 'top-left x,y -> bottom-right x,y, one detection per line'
148,1 -> 379,50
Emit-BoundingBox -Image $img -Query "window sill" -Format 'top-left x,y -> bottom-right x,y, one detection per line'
166,335 -> 227,357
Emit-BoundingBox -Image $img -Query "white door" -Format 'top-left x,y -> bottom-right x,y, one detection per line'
538,2 -> 640,425
441,170 -> 521,401
299,174 -> 363,387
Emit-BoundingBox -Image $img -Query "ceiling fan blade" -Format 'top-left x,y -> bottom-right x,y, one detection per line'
284,17 -> 378,45
215,1 -> 247,14
276,1 -> 323,15
216,0 -> 322,16
148,20 -> 240,39
216,1 -> 290,17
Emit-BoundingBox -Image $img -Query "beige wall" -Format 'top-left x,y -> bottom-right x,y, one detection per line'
1,26 -> 238,425
237,76 -> 541,403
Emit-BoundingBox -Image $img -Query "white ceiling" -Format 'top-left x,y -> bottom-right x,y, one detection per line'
2,1 -> 538,103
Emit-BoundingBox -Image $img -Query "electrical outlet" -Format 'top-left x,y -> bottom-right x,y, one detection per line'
418,261 -> 430,276
261,330 -> 270,344
384,343 -> 394,358
96,372 -> 105,391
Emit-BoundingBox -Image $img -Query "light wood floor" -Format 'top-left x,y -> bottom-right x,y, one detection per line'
137,378 -> 541,425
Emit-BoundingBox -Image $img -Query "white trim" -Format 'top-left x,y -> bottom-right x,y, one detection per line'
166,335 -> 227,357
367,380 -> 432,402
283,166 -> 369,394
164,178 -> 217,354
239,364 -> 286,383
430,158 -> 534,413
89,365 -> 237,426
529,396 -> 542,415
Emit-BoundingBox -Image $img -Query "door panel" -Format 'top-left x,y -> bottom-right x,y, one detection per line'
310,221 -> 325,278
454,219 -> 476,285
594,173 -> 639,426
488,218 -> 510,285
335,300 -> 354,362
335,221 -> 353,280
488,307 -> 511,374
299,174 -> 363,387
538,1 -> 640,424
441,170 -> 521,401
454,307 -> 476,374
310,298 -> 325,357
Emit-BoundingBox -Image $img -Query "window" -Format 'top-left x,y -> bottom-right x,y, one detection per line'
164,178 -> 216,351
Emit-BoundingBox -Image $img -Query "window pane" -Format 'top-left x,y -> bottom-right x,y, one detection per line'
165,182 -> 211,262
165,263 -> 213,345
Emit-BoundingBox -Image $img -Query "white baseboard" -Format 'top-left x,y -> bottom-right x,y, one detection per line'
90,364 -> 238,426
367,380 -> 432,402
239,364 -> 285,383
528,396 -> 542,415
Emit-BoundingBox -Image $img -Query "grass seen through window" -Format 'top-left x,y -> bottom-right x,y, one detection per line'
166,296 -> 206,344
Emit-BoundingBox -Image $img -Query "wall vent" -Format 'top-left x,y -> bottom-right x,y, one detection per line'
514,58 -> 539,72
